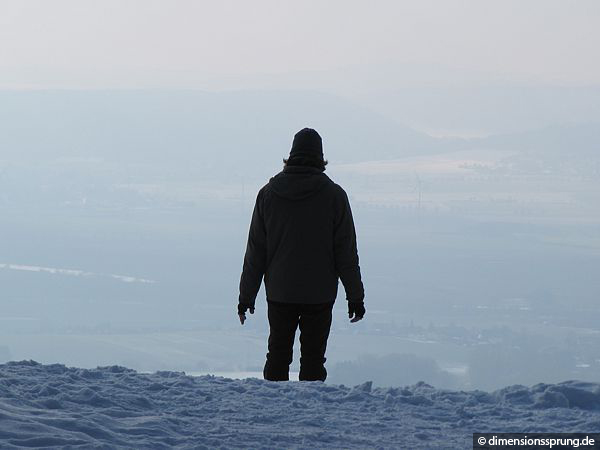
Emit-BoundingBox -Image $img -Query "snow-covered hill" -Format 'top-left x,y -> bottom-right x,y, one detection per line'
1,361 -> 599,449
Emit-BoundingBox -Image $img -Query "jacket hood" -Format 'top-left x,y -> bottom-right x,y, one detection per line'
268,166 -> 332,201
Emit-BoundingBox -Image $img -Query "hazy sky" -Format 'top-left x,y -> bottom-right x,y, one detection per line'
1,0 -> 599,89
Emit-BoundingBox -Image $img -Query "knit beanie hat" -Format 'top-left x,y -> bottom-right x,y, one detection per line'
289,128 -> 324,160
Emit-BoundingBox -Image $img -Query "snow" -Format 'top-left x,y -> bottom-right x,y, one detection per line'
0,262 -> 155,284
1,361 -> 599,449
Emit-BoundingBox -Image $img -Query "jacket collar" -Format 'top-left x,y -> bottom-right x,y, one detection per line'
283,165 -> 324,174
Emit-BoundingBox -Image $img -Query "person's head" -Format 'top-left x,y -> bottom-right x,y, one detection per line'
283,128 -> 328,171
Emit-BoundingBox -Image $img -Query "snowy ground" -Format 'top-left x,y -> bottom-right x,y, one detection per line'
1,361 -> 600,449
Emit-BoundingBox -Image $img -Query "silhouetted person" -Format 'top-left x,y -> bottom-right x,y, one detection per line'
238,128 -> 365,382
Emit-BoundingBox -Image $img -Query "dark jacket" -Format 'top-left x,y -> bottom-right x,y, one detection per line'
239,165 -> 364,306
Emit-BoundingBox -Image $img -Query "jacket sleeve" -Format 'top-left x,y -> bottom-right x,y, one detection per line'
239,189 -> 267,307
333,188 -> 365,302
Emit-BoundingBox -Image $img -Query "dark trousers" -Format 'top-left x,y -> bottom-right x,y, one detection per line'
263,300 -> 334,382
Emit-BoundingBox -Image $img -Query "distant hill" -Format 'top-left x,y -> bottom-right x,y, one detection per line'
1,89 -> 596,177
475,122 -> 600,156
0,89 -> 447,169
468,123 -> 600,177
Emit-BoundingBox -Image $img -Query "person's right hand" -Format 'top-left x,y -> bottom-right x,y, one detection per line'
348,301 -> 365,323
238,303 -> 255,325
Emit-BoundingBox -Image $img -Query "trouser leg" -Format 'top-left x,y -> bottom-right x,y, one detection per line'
298,301 -> 334,382
263,301 -> 299,381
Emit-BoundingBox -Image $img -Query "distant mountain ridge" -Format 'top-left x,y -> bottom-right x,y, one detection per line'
473,122 -> 600,156
0,89 -> 444,168
1,89 -> 596,173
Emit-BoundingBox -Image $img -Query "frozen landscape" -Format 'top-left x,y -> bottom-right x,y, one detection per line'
1,361 -> 600,449
1,89 -> 599,449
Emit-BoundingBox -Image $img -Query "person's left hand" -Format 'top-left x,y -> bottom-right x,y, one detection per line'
238,303 -> 255,325
348,301 -> 365,323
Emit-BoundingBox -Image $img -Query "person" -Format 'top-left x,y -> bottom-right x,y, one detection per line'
237,128 -> 365,382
